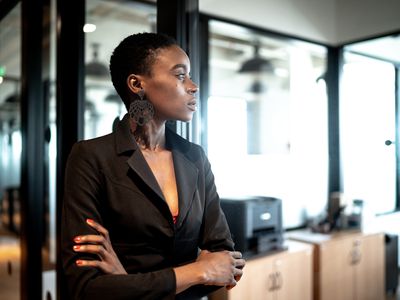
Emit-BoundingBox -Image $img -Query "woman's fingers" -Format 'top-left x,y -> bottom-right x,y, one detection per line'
196,250 -> 245,287
76,259 -> 101,267
73,244 -> 107,259
73,219 -> 112,260
86,219 -> 109,237
230,251 -> 245,270
225,266 -> 244,290
233,267 -> 243,277
73,219 -> 127,275
231,251 -> 242,259
74,234 -> 105,244
75,259 -> 112,273
226,251 -> 245,289
73,219 -> 112,252
235,258 -> 246,268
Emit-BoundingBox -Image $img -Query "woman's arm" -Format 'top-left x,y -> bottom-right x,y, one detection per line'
72,219 -> 127,275
64,141 -> 245,299
174,250 -> 244,293
196,146 -> 246,289
62,142 -> 176,300
74,220 -> 245,294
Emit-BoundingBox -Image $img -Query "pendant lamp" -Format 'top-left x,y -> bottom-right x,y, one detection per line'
86,43 -> 109,78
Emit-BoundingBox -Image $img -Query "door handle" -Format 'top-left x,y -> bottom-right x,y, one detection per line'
268,273 -> 276,291
385,140 -> 395,146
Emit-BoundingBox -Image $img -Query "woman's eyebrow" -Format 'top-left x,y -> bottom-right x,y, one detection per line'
171,64 -> 188,72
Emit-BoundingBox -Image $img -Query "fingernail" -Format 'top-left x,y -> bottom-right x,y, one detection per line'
86,218 -> 93,224
73,245 -> 80,250
76,260 -> 83,266
74,236 -> 81,242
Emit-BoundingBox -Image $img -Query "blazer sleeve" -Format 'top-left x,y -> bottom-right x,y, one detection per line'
198,147 -> 235,252
61,141 -> 176,300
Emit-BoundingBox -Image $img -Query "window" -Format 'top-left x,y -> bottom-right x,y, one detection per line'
206,20 -> 328,228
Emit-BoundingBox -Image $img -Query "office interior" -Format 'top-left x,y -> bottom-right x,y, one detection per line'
0,0 -> 399,299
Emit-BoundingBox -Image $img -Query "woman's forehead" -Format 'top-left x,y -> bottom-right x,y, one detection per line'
153,45 -> 190,69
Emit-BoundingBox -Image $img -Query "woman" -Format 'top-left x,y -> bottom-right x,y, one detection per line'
61,32 -> 245,300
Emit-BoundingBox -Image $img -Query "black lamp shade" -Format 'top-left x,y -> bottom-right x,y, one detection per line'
239,56 -> 274,73
86,43 -> 109,78
86,61 -> 109,77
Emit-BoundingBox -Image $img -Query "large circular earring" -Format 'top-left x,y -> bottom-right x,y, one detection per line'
128,89 -> 154,126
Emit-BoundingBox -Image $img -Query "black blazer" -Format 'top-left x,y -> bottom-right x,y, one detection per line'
61,115 -> 234,300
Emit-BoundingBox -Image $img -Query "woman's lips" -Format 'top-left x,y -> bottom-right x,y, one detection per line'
188,100 -> 197,111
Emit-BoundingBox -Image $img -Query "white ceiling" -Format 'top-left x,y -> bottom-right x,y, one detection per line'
199,0 -> 400,45
199,0 -> 400,63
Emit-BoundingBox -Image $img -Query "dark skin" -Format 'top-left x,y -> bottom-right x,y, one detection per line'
72,45 -> 245,293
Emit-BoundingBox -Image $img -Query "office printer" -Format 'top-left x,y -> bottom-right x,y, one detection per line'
220,196 -> 285,255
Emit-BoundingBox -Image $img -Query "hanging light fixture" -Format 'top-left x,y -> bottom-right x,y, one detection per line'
238,41 -> 274,74
238,41 -> 274,94
248,80 -> 266,93
86,43 -> 109,78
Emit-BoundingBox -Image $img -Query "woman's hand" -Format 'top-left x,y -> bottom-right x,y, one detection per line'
73,219 -> 127,275
196,250 -> 245,288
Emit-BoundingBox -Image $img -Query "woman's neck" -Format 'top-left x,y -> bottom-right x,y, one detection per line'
130,119 -> 166,151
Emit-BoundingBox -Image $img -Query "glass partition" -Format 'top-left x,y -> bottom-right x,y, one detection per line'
207,20 -> 328,228
84,0 -> 156,139
0,3 -> 21,300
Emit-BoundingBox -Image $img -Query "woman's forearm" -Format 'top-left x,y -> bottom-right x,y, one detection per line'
173,250 -> 245,294
174,261 -> 206,294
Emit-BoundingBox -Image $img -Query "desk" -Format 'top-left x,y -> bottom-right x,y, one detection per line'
287,229 -> 385,300
209,240 -> 313,300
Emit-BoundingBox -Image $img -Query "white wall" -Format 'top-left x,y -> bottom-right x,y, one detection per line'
200,0 -> 400,45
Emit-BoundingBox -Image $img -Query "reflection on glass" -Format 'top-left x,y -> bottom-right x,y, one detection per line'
207,20 -> 328,228
84,0 -> 156,139
0,3 -> 21,300
341,52 -> 396,215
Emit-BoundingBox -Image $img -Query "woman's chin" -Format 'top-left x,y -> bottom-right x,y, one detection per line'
177,114 -> 194,123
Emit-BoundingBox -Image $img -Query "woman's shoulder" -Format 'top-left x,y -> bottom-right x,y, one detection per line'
69,132 -> 115,160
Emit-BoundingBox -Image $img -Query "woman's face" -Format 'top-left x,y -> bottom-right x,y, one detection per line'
140,45 -> 199,123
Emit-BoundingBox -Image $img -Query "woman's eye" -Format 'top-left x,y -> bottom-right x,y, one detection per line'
176,74 -> 186,80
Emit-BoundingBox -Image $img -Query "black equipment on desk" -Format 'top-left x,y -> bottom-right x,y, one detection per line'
220,196 -> 284,255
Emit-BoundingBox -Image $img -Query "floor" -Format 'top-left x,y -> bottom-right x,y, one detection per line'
0,225 -> 56,300
0,224 -> 399,300
0,226 -> 20,300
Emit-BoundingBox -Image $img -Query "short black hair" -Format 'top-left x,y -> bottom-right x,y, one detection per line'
109,32 -> 177,110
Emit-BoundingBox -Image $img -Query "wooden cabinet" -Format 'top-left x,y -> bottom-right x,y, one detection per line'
287,230 -> 385,300
209,241 -> 313,300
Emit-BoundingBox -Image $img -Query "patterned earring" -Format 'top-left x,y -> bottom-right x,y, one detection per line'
128,89 -> 154,126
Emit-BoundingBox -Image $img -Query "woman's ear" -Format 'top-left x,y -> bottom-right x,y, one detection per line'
127,74 -> 143,94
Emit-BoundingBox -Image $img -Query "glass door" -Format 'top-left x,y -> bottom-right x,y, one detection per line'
340,52 -> 397,215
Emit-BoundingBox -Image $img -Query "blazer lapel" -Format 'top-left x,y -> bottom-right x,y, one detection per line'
115,115 -> 166,202
172,150 -> 199,228
117,117 -> 199,227
126,150 -> 165,202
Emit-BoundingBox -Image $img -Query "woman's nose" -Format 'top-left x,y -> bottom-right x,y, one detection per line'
188,81 -> 199,95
